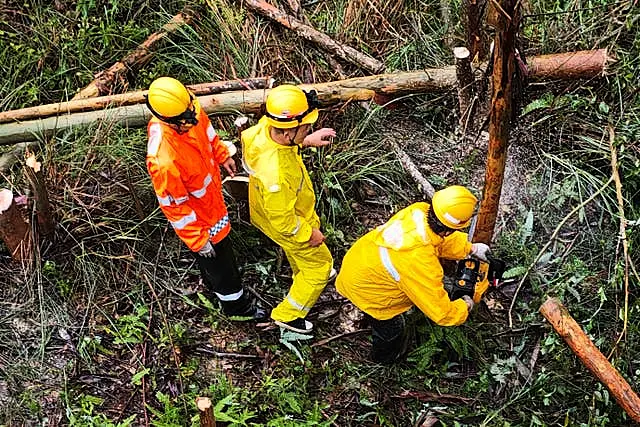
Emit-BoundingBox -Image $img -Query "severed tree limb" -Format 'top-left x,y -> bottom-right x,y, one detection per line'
1,78 -> 272,124
527,48 -> 612,80
0,188 -> 30,260
606,126 -> 630,358
540,297 -> 640,423
243,0 -> 385,73
72,12 -> 192,100
385,139 -> 435,199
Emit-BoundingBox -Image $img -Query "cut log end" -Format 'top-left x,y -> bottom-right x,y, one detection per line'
0,188 -> 13,213
196,396 -> 212,410
454,47 -> 471,60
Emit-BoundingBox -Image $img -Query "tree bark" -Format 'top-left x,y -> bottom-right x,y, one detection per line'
0,189 -> 30,260
72,12 -> 192,100
0,50 -> 609,146
195,397 -> 216,427
539,297 -> 640,423
473,0 -> 518,245
0,78 -> 272,124
464,0 -> 486,60
243,0 -> 385,73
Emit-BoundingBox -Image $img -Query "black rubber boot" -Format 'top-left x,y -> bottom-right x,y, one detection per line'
369,314 -> 410,364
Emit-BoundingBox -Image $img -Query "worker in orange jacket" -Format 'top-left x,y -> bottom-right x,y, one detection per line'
145,77 -> 265,320
335,186 -> 492,363
242,84 -> 336,334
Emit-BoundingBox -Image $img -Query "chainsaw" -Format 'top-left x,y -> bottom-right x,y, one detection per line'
447,254 -> 506,301
444,207 -> 506,302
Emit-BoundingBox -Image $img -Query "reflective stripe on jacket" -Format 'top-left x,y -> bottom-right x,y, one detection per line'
336,202 -> 473,324
241,116 -> 319,243
146,99 -> 231,251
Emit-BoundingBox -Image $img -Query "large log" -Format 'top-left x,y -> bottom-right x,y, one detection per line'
0,78 -> 272,124
528,49 -> 610,80
72,12 -> 191,100
473,0 -> 519,244
540,297 -> 640,422
244,0 -> 385,74
0,50 -> 609,145
0,189 -> 30,261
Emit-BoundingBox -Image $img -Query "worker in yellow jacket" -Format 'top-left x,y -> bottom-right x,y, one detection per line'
335,185 -> 491,363
242,84 -> 336,334
145,77 -> 265,320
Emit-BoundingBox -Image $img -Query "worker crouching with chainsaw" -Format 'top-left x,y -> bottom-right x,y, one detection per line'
145,77 -> 265,321
242,84 -> 336,334
335,185 -> 492,364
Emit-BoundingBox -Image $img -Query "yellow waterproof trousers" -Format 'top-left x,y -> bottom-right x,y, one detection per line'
269,237 -> 333,322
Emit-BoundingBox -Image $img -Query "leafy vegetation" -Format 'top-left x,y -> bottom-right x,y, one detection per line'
1,0 -> 639,425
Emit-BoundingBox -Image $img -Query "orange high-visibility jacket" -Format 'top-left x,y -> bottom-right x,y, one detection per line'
146,100 -> 231,252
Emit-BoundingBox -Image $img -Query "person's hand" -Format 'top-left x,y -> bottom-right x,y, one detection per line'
462,295 -> 474,311
198,241 -> 216,258
308,228 -> 326,247
221,157 -> 236,177
302,128 -> 336,148
471,242 -> 491,262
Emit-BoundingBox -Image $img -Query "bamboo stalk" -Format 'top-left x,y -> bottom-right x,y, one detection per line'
243,0 -> 385,73
0,78 -> 272,124
0,51 -> 610,145
539,297 -> 640,422
72,12 -> 192,100
473,0 -> 519,245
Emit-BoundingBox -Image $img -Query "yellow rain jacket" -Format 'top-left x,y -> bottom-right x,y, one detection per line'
242,117 -> 333,322
336,202 -> 474,326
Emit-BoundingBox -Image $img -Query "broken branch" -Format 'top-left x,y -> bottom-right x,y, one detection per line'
243,0 -> 384,73
540,297 -> 640,423
72,12 -> 192,99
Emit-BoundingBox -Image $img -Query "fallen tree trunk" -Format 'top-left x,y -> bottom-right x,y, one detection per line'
540,297 -> 640,423
244,0 -> 385,73
0,78 -> 272,124
528,49 -> 611,80
0,50 -> 609,145
72,12 -> 192,100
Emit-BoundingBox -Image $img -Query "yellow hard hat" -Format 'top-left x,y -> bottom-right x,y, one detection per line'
431,185 -> 478,229
146,77 -> 198,125
265,85 -> 319,129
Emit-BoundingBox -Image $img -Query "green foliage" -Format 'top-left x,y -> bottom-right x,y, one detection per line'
66,394 -> 136,426
103,305 -> 149,345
